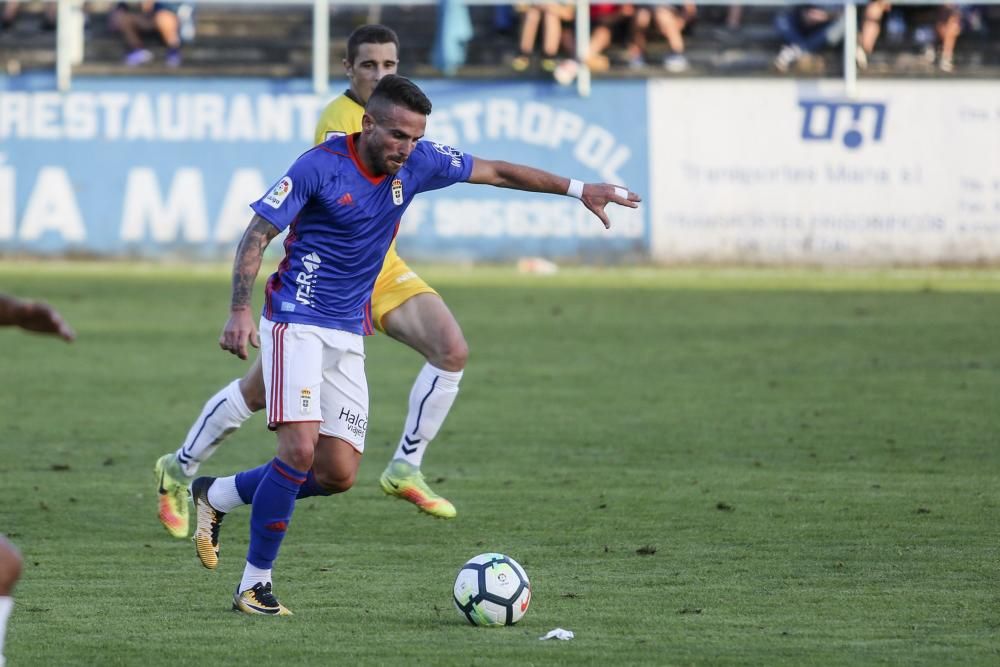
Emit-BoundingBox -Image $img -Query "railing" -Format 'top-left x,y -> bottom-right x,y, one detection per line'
49,0 -> 994,97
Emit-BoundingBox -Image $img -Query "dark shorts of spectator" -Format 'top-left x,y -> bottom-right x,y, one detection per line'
115,2 -> 181,15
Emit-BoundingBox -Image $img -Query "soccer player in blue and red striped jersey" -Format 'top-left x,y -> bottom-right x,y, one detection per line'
156,25 -> 472,535
199,75 -> 640,614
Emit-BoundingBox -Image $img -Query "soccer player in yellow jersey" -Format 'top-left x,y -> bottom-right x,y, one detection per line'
154,25 -> 465,541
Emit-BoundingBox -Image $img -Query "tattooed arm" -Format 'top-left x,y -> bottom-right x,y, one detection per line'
219,215 -> 280,360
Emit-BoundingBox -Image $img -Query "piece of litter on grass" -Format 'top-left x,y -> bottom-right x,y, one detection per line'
540,628 -> 575,641
517,257 -> 558,275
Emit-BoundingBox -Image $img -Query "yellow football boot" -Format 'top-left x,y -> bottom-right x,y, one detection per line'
155,454 -> 190,538
191,476 -> 225,569
379,460 -> 456,519
232,582 -> 292,616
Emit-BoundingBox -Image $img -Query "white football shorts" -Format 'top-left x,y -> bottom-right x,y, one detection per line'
259,317 -> 369,452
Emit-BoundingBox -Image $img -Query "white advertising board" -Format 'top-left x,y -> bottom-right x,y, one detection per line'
649,80 -> 1000,265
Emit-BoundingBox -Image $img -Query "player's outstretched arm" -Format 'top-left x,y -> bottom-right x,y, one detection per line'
0,294 -> 76,342
220,214 -> 280,360
467,157 -> 641,229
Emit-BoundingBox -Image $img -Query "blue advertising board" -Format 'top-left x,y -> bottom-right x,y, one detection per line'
0,74 -> 649,262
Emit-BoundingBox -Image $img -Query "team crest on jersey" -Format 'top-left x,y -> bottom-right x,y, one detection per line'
300,389 -> 312,414
391,178 -> 404,206
264,176 -> 293,208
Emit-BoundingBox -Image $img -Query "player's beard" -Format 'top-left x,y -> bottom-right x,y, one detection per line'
382,152 -> 406,175
363,136 -> 404,176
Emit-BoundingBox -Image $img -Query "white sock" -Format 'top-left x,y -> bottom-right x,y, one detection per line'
392,363 -> 463,468
175,380 -> 253,477
0,596 -> 12,667
240,563 -> 271,593
206,475 -> 245,513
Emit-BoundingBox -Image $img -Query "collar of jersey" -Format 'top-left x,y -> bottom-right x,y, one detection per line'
344,88 -> 364,108
347,133 -> 387,185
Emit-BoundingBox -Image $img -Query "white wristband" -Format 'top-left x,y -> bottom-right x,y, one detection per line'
566,178 -> 584,199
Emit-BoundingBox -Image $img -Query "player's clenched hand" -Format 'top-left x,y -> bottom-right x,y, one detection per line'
581,183 -> 642,229
219,307 -> 259,360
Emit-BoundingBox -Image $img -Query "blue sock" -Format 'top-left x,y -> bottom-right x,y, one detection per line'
299,470 -> 335,498
235,463 -> 269,504
247,458 -> 307,569
237,464 -> 333,503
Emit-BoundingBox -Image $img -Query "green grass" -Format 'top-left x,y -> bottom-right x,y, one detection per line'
1,263 -> 999,666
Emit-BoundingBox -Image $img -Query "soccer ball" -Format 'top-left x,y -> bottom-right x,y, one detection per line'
453,552 -> 531,626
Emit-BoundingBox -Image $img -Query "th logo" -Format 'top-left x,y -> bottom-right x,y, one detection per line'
799,99 -> 887,150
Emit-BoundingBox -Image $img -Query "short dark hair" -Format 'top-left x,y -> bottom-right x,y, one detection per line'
367,75 -> 432,118
346,24 -> 400,65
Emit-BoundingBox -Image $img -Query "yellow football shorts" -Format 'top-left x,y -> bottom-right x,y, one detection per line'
371,242 -> 438,333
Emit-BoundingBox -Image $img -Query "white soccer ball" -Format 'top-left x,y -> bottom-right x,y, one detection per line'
453,552 -> 532,626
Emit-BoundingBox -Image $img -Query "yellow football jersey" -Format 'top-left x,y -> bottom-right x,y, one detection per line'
314,92 -> 364,146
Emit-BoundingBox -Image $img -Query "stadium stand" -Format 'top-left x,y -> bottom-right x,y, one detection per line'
1,2 -> 999,78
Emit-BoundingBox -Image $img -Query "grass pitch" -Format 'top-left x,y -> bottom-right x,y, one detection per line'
1,264 -> 998,666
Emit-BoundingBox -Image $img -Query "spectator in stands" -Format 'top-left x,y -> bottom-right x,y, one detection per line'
552,3 -> 635,86
772,4 -> 845,73
933,4 -> 962,72
553,3 -> 633,84
110,1 -> 184,68
629,3 -> 697,72
856,0 -> 892,69
1,1 -> 56,31
724,4 -> 742,32
856,3 -> 962,73
583,3 -> 635,72
511,2 -> 575,73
